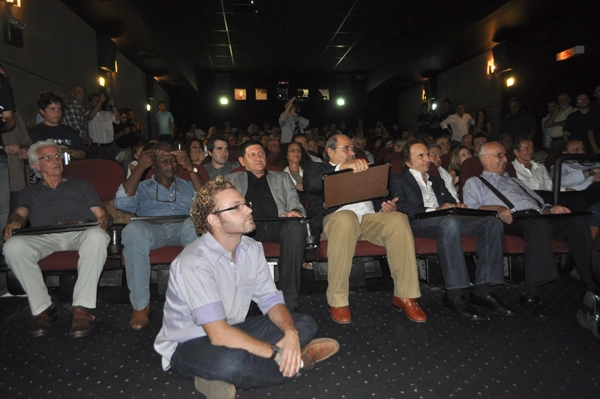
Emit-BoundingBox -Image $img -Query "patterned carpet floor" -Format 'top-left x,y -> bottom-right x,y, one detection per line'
1,273 -> 599,399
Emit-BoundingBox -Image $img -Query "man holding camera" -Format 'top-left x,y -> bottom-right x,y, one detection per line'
87,92 -> 121,160
279,97 -> 309,144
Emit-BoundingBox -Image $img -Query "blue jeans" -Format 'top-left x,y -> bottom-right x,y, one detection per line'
170,312 -> 318,389
410,216 -> 505,289
122,218 -> 198,310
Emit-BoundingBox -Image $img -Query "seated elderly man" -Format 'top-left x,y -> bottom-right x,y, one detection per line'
155,177 -> 339,398
512,137 -> 587,212
3,140 -> 111,338
463,141 -> 600,326
303,134 -> 426,324
391,140 -> 511,320
115,142 -> 203,330
226,140 -> 306,311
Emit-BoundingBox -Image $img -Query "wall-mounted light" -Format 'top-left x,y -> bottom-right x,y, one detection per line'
5,0 -> 22,7
487,60 -> 496,74
98,76 -> 106,87
506,77 -> 515,87
219,97 -> 229,105
336,97 -> 345,106
146,103 -> 151,112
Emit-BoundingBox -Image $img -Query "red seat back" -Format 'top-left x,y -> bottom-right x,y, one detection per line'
63,159 -> 125,203
459,156 -> 517,197
374,147 -> 394,164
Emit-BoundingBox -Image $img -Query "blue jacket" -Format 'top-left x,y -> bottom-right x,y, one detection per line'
389,171 -> 456,221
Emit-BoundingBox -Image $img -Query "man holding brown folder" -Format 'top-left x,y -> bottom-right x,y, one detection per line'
303,134 -> 426,324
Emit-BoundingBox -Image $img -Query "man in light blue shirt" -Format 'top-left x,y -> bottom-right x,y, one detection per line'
115,142 -> 203,330
155,177 -> 339,398
463,142 -> 599,324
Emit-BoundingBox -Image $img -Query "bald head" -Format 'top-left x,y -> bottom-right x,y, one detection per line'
479,142 -> 508,175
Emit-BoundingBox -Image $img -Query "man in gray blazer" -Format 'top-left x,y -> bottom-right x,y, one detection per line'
227,140 -> 307,311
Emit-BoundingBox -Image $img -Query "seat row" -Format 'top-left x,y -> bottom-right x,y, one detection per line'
2,158 -> 572,299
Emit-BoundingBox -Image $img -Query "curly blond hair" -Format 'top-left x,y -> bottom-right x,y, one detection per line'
190,176 -> 234,234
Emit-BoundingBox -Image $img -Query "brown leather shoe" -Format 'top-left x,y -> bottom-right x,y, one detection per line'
29,303 -> 58,337
70,307 -> 96,338
129,304 -> 150,330
301,338 -> 340,370
393,296 -> 427,323
329,306 -> 351,324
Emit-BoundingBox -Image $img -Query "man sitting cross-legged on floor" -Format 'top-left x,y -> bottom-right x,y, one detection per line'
390,139 -> 513,320
114,142 -> 203,330
3,140 -> 111,338
154,176 -> 339,399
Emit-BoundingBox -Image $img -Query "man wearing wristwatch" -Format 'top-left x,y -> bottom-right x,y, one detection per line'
87,92 -> 121,160
115,142 -> 203,331
552,140 -> 600,206
155,176 -> 339,399
464,142 -> 600,328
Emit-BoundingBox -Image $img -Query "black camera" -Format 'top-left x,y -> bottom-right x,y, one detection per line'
293,90 -> 308,112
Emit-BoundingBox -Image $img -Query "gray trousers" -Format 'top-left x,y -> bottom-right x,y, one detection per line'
3,227 -> 110,315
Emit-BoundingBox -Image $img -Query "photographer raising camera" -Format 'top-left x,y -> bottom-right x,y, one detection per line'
279,96 -> 310,144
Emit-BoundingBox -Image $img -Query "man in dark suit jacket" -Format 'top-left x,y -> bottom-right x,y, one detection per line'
390,140 -> 513,320
227,140 -> 306,311
303,134 -> 425,325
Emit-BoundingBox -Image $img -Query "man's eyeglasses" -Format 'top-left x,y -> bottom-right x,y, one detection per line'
335,146 -> 356,153
156,180 -> 177,203
37,153 -> 62,162
481,152 -> 506,159
212,201 -> 252,214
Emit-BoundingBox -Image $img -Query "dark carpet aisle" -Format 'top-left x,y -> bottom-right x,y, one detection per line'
1,276 -> 599,399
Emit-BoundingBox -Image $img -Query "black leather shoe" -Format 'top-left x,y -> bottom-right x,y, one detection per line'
29,303 -> 57,337
443,294 -> 482,321
471,293 -> 515,316
520,294 -> 546,318
577,291 -> 600,338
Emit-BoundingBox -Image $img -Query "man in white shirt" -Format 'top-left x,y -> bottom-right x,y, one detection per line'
440,103 -> 474,144
511,138 -> 553,192
512,138 -> 588,212
428,144 -> 459,202
87,92 -> 121,160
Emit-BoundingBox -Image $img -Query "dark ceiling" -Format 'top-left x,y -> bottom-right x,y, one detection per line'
60,0 -> 592,96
